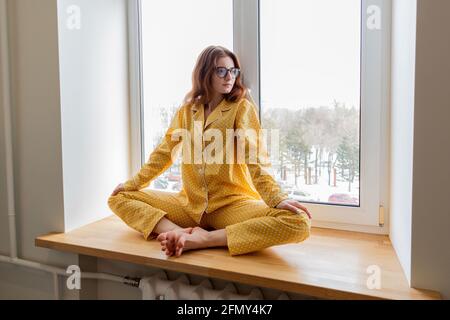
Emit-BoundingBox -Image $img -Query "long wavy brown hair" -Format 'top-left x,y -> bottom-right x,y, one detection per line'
183,45 -> 248,106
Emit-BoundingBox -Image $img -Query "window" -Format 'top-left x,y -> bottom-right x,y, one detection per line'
129,0 -> 390,230
260,0 -> 361,208
138,0 -> 233,192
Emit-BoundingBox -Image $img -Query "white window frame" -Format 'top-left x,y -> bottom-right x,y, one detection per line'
128,0 -> 145,175
128,0 -> 391,234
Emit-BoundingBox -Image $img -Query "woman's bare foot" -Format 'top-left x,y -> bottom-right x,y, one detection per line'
157,227 -> 193,257
173,227 -> 212,257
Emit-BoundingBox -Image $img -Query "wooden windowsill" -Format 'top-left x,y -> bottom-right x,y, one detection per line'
35,215 -> 441,300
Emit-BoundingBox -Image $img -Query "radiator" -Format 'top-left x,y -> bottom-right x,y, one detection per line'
139,271 -> 291,300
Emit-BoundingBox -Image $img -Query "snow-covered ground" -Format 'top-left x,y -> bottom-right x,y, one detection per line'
277,168 -> 360,204
149,166 -> 360,205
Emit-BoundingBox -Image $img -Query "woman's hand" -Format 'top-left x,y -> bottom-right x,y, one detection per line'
111,183 -> 125,196
276,199 -> 312,219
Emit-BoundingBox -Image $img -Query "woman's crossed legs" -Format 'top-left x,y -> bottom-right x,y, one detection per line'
108,190 -> 310,257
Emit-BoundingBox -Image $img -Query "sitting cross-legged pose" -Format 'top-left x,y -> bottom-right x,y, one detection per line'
108,45 -> 312,257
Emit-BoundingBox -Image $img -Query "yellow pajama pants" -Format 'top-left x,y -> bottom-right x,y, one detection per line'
107,190 -> 311,256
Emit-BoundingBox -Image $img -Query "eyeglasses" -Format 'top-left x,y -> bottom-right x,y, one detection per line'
215,67 -> 240,78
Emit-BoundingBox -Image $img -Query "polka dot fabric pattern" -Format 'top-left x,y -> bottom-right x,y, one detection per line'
107,98 -> 311,255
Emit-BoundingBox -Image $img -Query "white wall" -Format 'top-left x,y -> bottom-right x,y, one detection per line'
0,4 -> 10,256
389,0 -> 417,285
0,0 -> 130,299
390,0 -> 450,299
411,0 -> 450,299
57,0 -> 130,231
0,0 -> 78,299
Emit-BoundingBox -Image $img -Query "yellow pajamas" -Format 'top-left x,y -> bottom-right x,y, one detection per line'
108,189 -> 310,256
107,97 -> 311,256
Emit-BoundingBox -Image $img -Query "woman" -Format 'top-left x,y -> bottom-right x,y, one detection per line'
108,45 -> 312,257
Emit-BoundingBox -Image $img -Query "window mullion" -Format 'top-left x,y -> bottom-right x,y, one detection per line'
233,0 -> 260,109
128,0 -> 145,173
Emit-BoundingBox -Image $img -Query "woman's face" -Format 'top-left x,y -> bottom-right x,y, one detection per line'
211,56 -> 237,95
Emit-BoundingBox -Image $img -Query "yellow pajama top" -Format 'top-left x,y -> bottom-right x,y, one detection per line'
122,97 -> 289,224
